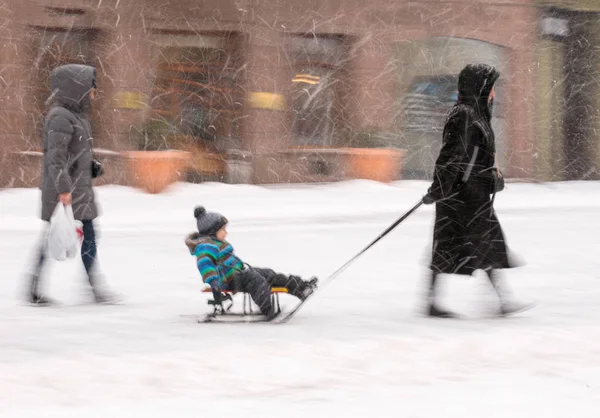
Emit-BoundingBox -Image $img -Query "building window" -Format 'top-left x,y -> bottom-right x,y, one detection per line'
395,36 -> 508,179
146,32 -> 244,153
286,35 -> 348,147
402,74 -> 459,133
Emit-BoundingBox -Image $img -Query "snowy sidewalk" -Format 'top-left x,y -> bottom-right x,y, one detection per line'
2,180 -> 600,418
2,180 -> 599,232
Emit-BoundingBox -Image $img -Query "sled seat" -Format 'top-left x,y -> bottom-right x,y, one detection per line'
203,287 -> 288,316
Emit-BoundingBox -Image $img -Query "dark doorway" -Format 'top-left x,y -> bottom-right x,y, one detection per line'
545,8 -> 600,180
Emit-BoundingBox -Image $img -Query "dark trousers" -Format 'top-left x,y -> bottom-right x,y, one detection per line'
229,267 -> 306,315
30,219 -> 98,296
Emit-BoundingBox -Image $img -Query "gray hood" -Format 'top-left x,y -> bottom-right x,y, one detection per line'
49,64 -> 96,113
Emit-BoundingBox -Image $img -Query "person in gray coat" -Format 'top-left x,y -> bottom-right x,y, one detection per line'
28,64 -> 118,305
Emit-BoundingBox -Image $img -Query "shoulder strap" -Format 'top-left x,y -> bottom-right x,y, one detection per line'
472,119 -> 494,143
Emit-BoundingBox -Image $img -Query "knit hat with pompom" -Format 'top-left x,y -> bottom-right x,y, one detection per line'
194,206 -> 228,237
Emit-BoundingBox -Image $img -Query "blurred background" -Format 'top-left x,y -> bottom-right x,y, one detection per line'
2,3 -> 600,415
1,0 -> 599,191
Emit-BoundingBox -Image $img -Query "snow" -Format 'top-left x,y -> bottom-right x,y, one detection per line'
1,180 -> 600,417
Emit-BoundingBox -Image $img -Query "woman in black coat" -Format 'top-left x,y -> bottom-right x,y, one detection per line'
422,63 -> 531,318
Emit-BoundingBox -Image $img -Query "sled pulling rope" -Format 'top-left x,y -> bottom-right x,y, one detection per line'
273,198 -> 425,323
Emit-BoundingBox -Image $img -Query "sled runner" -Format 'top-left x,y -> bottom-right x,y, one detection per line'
199,286 -> 288,323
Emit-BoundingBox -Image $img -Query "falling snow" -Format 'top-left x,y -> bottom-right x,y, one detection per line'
1,1 -> 600,416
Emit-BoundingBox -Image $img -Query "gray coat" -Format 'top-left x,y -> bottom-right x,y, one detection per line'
40,64 -> 99,222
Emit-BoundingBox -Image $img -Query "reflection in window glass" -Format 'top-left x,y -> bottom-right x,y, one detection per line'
287,35 -> 347,147
147,33 -> 244,152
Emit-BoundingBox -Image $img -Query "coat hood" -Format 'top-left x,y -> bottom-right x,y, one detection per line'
49,64 -> 96,113
457,63 -> 499,120
185,232 -> 224,253
185,232 -> 204,253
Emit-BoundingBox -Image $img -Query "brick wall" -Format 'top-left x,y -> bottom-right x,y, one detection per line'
0,0 -> 540,187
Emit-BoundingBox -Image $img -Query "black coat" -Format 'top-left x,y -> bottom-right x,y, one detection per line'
427,63 -> 518,275
40,64 -> 98,221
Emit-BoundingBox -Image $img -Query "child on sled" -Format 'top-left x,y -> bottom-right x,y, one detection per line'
185,206 -> 318,319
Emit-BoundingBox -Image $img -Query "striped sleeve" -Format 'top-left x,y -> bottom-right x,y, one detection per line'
194,243 -> 221,285
219,244 -> 244,281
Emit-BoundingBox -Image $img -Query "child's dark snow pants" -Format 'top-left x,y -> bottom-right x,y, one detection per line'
229,267 -> 307,315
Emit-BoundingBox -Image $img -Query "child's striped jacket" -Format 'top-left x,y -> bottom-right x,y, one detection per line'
185,232 -> 244,287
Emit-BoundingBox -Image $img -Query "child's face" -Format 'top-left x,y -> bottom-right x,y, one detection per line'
216,225 -> 228,241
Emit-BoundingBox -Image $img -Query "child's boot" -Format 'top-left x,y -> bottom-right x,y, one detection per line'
299,277 -> 318,301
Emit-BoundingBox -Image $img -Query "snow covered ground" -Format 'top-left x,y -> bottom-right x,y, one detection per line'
1,180 -> 600,417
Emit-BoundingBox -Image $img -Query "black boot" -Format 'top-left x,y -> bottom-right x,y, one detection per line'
93,289 -> 123,304
26,240 -> 58,306
88,271 -> 123,304
28,292 -> 57,306
486,270 -> 534,316
426,271 -> 457,318
428,304 -> 458,318
298,277 -> 318,301
284,275 -> 318,301
92,286 -> 123,304
27,275 -> 58,306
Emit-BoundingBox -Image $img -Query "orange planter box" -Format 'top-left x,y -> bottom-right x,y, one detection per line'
344,148 -> 406,183
125,150 -> 191,194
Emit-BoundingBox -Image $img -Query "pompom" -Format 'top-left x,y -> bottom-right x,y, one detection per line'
194,206 -> 206,218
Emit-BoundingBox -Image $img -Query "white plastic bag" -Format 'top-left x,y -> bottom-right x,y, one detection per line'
47,203 -> 83,261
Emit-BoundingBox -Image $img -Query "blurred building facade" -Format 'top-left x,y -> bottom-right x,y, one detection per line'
0,0 -> 599,187
535,0 -> 600,181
